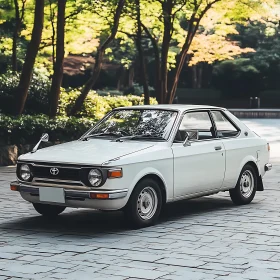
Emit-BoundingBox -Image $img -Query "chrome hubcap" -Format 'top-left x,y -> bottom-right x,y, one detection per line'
137,187 -> 158,220
240,170 -> 254,198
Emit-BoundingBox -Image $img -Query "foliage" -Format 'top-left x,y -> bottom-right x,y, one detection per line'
212,58 -> 262,97
0,113 -> 96,145
58,88 -> 157,119
0,69 -> 51,114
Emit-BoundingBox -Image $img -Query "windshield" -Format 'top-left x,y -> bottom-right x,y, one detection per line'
83,109 -> 178,141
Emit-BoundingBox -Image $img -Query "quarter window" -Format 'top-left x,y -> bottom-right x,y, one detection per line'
174,111 -> 215,142
211,111 -> 239,138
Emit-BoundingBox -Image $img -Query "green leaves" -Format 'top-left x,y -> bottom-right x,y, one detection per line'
0,113 -> 96,145
58,88 -> 157,118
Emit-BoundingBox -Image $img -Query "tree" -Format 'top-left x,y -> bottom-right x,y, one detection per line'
139,0 -> 275,103
69,0 -> 126,116
12,0 -> 26,72
14,0 -> 44,115
135,0 -> 150,104
138,0 -> 222,103
49,0 -> 66,118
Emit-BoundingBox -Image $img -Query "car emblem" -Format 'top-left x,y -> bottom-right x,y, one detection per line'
50,167 -> 59,176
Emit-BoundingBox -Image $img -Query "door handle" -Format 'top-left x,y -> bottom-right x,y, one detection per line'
215,146 -> 222,151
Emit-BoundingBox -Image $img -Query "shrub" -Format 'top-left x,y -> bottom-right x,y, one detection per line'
58,89 -> 157,119
0,114 -> 96,146
0,69 -> 51,114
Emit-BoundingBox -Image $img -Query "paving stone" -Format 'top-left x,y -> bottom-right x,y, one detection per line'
156,258 -> 205,268
113,267 -> 169,279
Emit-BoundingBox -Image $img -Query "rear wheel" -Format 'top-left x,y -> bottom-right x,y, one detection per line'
33,203 -> 66,217
230,164 -> 257,205
124,178 -> 162,228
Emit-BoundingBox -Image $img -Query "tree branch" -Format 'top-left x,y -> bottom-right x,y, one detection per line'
20,0 -> 27,21
65,6 -> 83,21
168,0 -> 221,102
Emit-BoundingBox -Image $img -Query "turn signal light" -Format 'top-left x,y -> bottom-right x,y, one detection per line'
10,185 -> 19,191
90,193 -> 109,199
268,143 -> 270,151
107,169 -> 122,179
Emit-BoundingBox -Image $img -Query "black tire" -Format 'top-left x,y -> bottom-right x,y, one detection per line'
33,203 -> 66,217
124,178 -> 162,228
229,164 -> 257,205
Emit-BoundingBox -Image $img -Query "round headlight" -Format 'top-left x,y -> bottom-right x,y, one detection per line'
20,164 -> 31,181
88,169 -> 102,187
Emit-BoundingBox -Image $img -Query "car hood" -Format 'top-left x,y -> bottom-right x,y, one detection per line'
19,139 -> 154,165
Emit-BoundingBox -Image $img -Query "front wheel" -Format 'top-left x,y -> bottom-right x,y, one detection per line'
33,203 -> 66,217
124,178 -> 162,228
229,164 -> 257,205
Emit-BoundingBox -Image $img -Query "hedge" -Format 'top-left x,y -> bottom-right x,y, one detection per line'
0,71 -> 157,116
0,114 -> 96,146
0,92 -> 158,145
58,89 -> 157,118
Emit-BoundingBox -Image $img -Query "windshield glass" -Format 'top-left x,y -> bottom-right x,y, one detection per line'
84,109 -> 178,140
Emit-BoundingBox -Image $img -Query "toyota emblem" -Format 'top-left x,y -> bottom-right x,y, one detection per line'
50,167 -> 59,176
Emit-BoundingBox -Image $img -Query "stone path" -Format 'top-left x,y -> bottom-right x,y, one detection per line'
0,118 -> 280,279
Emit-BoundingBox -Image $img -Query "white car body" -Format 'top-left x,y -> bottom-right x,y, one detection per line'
12,105 -> 271,215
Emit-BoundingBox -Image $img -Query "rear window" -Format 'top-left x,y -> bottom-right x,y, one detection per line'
211,111 -> 239,138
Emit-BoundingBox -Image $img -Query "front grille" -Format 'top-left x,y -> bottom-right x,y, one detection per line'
34,179 -> 83,186
31,165 -> 80,181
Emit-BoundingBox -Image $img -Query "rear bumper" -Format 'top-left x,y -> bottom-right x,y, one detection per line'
10,181 -> 129,210
265,163 -> 272,172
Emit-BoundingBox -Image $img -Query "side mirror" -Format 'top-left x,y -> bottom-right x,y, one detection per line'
41,133 -> 49,142
31,133 -> 49,153
183,132 -> 191,147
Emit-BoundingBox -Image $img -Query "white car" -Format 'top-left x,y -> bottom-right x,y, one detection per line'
11,105 -> 272,228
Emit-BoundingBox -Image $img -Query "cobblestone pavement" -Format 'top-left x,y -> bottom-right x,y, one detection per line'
0,119 -> 280,280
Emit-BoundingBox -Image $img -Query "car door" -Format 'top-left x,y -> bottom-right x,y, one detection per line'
172,110 -> 226,198
210,110 -> 253,189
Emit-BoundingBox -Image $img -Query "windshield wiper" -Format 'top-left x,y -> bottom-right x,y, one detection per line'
115,134 -> 166,142
81,132 -> 124,141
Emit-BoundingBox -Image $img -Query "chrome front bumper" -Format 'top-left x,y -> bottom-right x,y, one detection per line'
10,181 -> 128,200
265,163 -> 272,172
10,181 -> 129,210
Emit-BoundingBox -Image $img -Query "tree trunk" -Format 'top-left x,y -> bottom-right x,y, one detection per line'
12,0 -> 20,72
167,16 -> 197,103
161,0 -> 173,104
141,23 -> 160,103
14,0 -> 44,115
168,1 -> 220,103
116,66 -> 124,90
69,0 -> 125,116
49,0 -> 56,71
135,0 -> 150,105
197,63 -> 203,89
128,64 -> 134,88
192,65 -> 197,88
49,0 -> 66,118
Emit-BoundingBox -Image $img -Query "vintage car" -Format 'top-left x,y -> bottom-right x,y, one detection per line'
10,105 -> 272,228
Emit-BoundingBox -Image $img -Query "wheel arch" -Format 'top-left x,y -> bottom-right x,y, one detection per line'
136,174 -> 167,205
244,160 -> 263,191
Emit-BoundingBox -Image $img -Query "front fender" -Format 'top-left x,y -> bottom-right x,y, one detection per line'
127,167 -> 171,202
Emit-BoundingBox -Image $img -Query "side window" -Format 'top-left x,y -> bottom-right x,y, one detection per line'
211,111 -> 239,138
174,111 -> 215,142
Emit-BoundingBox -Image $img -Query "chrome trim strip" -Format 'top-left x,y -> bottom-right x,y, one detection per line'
33,177 -> 84,186
31,163 -> 81,169
17,160 -> 103,168
17,180 -> 89,190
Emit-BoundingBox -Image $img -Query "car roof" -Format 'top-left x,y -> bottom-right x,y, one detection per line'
115,104 -> 225,112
